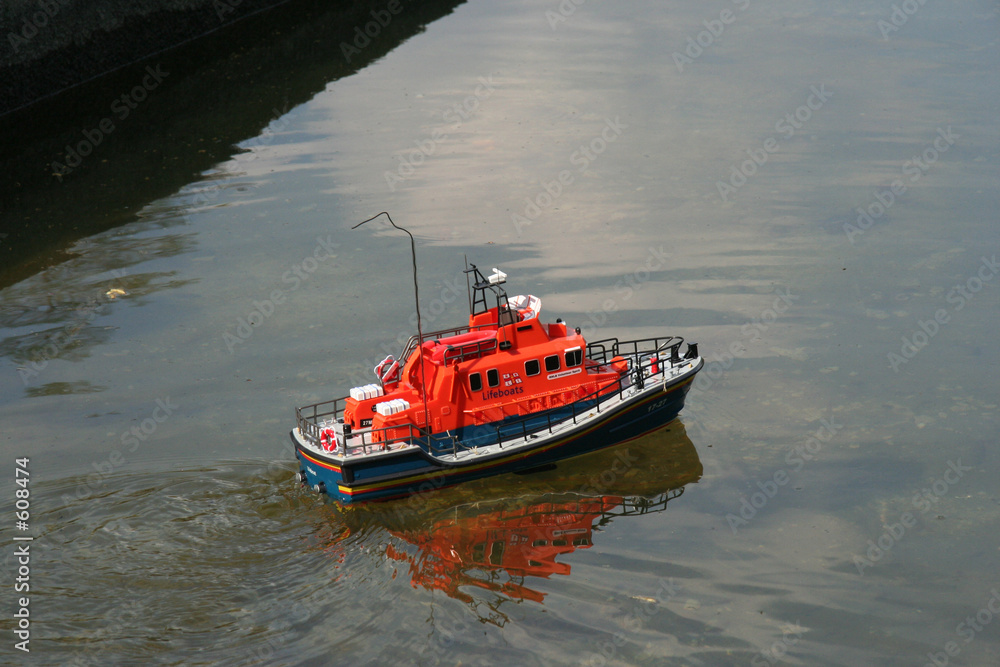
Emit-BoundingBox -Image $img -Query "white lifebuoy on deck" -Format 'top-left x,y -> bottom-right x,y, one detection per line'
374,355 -> 394,380
380,359 -> 401,385
509,294 -> 542,320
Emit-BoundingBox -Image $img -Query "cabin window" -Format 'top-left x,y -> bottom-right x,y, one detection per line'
489,541 -> 505,565
525,359 -> 540,376
469,372 -> 482,392
565,347 -> 582,367
544,355 -> 560,372
487,369 -> 500,388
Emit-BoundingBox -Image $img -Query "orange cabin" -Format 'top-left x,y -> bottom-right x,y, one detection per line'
342,287 -> 627,441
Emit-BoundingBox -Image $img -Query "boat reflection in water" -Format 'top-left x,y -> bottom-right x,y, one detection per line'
333,421 -> 702,619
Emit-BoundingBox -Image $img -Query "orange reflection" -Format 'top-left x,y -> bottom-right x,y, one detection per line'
355,421 -> 703,611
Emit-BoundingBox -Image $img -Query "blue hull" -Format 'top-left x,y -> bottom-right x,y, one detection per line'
294,363 -> 700,504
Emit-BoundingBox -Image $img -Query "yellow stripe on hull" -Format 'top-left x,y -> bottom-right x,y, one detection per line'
299,374 -> 695,501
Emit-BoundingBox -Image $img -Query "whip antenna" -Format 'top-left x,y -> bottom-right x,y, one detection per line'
353,212 -> 431,442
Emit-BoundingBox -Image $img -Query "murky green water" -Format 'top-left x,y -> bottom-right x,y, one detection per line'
2,0 -> 999,664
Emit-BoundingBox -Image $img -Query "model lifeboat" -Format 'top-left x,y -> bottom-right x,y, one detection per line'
292,262 -> 702,503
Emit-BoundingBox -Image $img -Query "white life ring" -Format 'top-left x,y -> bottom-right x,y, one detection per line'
320,428 -> 337,451
380,359 -> 401,385
374,355 -> 394,380
509,294 -> 541,320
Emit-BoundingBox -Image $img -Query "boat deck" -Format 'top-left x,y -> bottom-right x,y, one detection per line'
295,354 -> 699,465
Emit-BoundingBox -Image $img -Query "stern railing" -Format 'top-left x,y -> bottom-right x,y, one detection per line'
296,397 -> 460,457
295,396 -> 345,445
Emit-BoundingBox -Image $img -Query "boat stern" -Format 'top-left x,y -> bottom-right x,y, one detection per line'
291,428 -> 352,501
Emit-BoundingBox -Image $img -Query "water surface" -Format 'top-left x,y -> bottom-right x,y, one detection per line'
1,1 -> 998,665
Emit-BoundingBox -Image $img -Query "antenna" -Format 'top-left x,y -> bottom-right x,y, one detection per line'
353,212 -> 430,441
464,254 -> 472,315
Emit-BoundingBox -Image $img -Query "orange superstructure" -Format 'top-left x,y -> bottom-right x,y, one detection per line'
292,254 -> 702,503
342,266 -> 628,441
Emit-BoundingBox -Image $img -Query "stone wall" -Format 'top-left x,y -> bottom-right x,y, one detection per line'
1,0 -> 293,114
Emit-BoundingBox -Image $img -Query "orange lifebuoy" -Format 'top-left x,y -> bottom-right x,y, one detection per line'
320,428 -> 337,451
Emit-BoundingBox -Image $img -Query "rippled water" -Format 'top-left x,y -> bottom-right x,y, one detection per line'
2,0 -> 999,665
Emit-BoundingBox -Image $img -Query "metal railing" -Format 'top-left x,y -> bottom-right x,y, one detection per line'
296,336 -> 697,459
585,336 -> 686,367
442,337 -> 498,365
431,370 -> 624,456
295,396 -> 345,445
296,397 -> 459,456
422,337 -> 695,456
600,488 -> 686,519
397,322 -> 497,367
